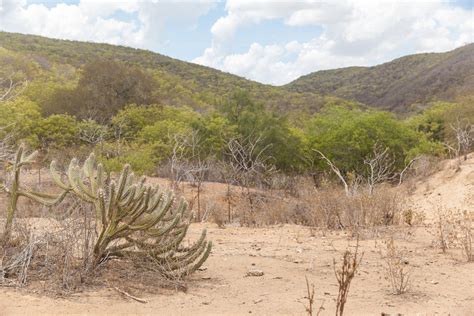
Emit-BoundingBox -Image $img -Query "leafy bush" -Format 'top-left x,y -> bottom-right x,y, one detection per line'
306,106 -> 441,177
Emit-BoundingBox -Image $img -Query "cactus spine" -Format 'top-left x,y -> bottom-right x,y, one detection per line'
1,145 -> 68,247
51,153 -> 212,276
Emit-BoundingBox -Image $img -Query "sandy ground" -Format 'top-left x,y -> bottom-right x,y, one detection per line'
0,154 -> 473,315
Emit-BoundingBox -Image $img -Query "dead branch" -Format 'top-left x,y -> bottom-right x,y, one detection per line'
113,286 -> 148,304
313,149 -> 350,196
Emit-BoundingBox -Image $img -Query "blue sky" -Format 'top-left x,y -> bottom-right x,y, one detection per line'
1,0 -> 472,84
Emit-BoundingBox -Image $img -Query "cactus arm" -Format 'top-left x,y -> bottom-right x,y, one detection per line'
115,165 -> 131,200
18,150 -> 38,167
98,189 -> 108,226
19,189 -> 69,206
67,161 -> 95,202
50,160 -> 71,190
151,242 -> 212,279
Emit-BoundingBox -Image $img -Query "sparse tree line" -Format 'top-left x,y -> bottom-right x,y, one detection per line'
1,66 -> 473,209
1,67 -> 473,228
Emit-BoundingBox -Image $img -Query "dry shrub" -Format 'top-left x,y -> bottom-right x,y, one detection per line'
311,187 -> 403,231
0,222 -> 40,286
209,202 -> 226,228
23,197 -> 98,293
303,276 -> 324,316
401,208 -> 425,226
215,175 -> 404,230
381,238 -> 411,294
430,208 -> 473,261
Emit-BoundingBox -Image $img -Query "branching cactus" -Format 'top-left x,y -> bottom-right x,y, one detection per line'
50,153 -> 212,277
1,145 -> 68,247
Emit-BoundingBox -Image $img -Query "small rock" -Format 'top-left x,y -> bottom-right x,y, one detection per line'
197,267 -> 208,271
202,301 -> 211,305
293,259 -> 303,264
253,299 -> 263,304
246,270 -> 264,277
324,292 -> 331,295
201,276 -> 211,280
431,280 -> 439,285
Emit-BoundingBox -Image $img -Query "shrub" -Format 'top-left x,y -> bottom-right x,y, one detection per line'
382,238 -> 411,294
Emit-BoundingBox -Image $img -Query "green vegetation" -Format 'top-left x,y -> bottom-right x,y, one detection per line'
0,31 -> 472,182
306,106 -> 443,176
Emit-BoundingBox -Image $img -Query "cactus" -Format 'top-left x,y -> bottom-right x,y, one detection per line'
50,153 -> 212,276
1,145 -> 68,247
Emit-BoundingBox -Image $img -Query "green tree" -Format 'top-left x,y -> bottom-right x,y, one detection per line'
219,91 -> 305,171
0,97 -> 42,145
306,106 -> 440,176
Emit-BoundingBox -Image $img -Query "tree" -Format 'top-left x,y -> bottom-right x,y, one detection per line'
48,60 -> 158,121
307,106 -> 437,177
449,117 -> 473,160
0,97 -> 42,146
168,130 -> 212,221
225,134 -> 275,224
408,101 -> 474,157
219,91 -> 305,172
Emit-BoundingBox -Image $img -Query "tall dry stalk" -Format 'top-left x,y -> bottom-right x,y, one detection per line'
333,240 -> 363,316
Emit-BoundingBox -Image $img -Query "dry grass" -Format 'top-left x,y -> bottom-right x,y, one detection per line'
203,175 -> 405,232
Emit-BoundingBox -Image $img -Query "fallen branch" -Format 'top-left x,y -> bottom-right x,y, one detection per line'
113,286 -> 148,304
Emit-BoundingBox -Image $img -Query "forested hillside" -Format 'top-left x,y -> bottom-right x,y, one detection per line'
285,43 -> 474,111
0,31 -> 472,177
0,31 -> 342,116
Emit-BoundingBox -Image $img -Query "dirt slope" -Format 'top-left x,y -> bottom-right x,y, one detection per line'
408,153 -> 474,221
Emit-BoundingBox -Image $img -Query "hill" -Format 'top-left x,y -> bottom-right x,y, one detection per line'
285,44 -> 474,111
1,32 -> 471,115
0,31 -> 346,117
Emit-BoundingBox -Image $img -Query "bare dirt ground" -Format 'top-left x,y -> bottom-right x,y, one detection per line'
1,154 -> 473,315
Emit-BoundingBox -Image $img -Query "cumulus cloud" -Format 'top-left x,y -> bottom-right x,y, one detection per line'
0,0 -> 216,50
194,0 -> 473,85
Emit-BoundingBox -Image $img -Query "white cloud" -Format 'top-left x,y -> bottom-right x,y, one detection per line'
0,0 -> 216,50
194,0 -> 473,85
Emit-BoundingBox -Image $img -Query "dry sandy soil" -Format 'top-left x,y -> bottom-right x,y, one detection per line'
1,154 -> 473,315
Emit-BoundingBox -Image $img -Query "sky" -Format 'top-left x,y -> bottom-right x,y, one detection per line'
0,0 -> 472,85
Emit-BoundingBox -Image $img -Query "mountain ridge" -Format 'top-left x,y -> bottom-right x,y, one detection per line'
285,43 -> 474,111
1,31 -> 472,114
